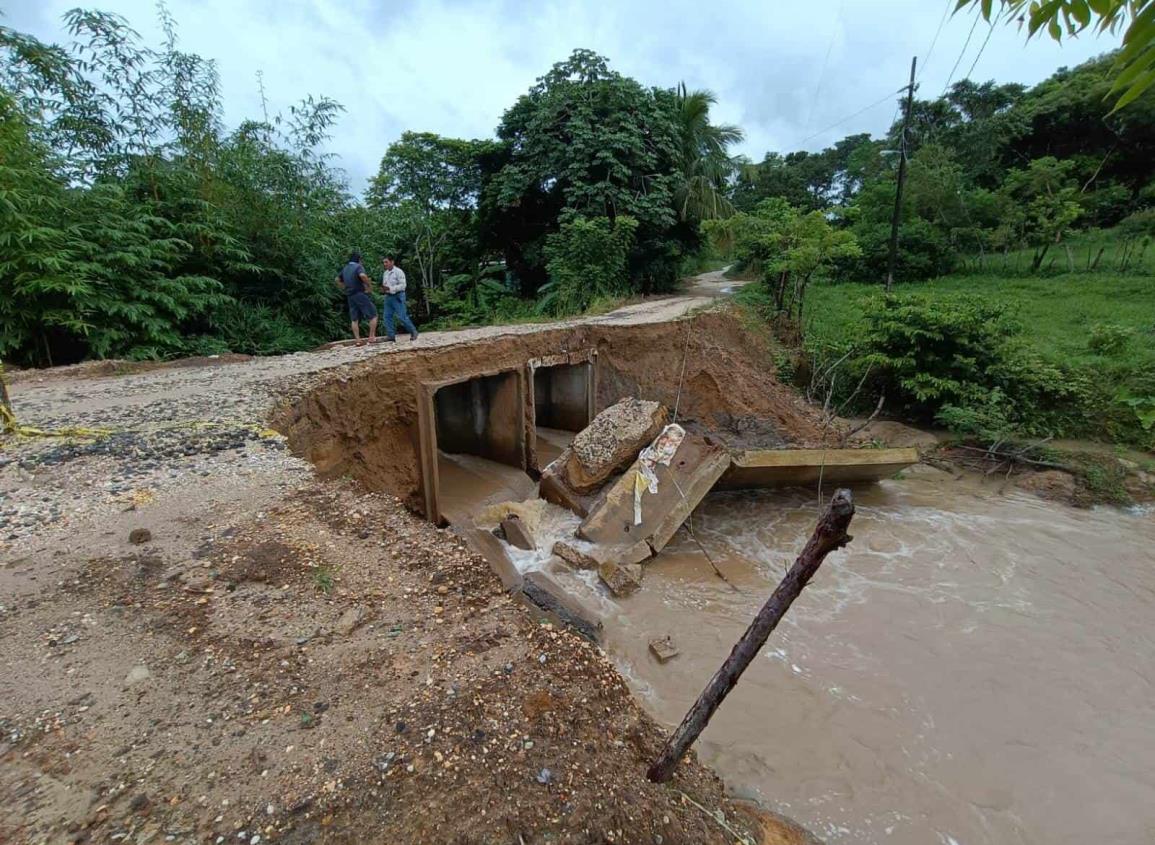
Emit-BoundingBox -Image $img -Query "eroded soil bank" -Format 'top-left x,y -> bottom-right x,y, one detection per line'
276,309 -> 825,515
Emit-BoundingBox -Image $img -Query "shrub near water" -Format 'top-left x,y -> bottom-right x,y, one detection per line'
858,294 -> 1084,439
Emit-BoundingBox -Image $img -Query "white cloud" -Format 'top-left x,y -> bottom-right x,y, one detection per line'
5,0 -> 1115,189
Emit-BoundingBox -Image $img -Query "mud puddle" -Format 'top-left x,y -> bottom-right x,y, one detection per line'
447,457 -> 1155,845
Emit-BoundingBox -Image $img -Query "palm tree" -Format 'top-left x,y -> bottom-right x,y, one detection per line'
674,83 -> 745,222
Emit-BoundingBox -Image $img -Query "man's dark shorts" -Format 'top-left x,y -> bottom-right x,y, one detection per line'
347,292 -> 377,321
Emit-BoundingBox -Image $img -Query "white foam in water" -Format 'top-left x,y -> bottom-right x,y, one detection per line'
501,502 -> 582,574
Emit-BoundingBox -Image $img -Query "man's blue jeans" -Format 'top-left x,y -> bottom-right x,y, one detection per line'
384,291 -> 418,339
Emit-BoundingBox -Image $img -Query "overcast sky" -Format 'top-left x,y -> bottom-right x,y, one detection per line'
6,0 -> 1113,192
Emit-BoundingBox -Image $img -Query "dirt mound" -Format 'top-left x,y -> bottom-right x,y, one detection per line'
0,478 -> 775,845
276,309 -> 827,515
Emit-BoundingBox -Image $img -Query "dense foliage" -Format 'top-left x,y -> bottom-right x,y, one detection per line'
1,12 -> 741,365
724,52 -> 1155,447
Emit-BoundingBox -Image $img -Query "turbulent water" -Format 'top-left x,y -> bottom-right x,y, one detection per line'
443,447 -> 1155,844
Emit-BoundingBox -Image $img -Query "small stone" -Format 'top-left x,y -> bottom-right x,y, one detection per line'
124,664 -> 151,686
129,528 -> 152,545
536,767 -> 553,785
335,607 -> 363,636
598,560 -> 644,597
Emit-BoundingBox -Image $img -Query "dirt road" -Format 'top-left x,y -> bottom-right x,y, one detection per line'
1,291 -> 810,844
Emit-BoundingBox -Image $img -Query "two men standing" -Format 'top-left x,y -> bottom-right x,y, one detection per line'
334,252 -> 419,343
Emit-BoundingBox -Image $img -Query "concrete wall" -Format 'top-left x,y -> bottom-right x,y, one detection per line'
533,363 -> 592,432
433,370 -> 524,469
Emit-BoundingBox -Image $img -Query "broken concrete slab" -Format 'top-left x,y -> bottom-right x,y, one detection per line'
501,515 -> 536,551
551,398 -> 668,495
553,538 -> 652,571
716,447 -> 919,489
539,468 -> 598,517
598,560 -> 643,597
578,433 -> 731,555
520,570 -> 601,640
648,636 -> 679,663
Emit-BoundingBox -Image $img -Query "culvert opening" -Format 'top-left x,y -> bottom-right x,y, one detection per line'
532,361 -> 593,469
420,369 -> 534,525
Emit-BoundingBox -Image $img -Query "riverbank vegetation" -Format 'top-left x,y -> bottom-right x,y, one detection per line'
722,51 -> 1155,451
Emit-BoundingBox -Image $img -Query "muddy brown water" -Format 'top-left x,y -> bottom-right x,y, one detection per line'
446,455 -> 1155,845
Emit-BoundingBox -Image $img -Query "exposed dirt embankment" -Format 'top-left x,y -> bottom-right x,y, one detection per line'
1,296 -> 822,844
277,310 -> 826,514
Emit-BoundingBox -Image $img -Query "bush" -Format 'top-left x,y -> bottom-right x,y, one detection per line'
1088,323 -> 1134,355
859,293 -> 1080,434
539,215 -> 638,316
838,219 -> 955,283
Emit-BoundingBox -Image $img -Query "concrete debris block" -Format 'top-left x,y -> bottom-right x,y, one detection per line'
552,539 -> 599,570
648,636 -> 679,663
560,398 -> 669,494
538,468 -> 597,517
500,515 -> 535,551
598,560 -> 643,597
553,539 -> 652,571
579,434 -> 731,555
335,607 -> 364,636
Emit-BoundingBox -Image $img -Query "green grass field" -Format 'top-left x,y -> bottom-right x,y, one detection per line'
803,272 -> 1155,379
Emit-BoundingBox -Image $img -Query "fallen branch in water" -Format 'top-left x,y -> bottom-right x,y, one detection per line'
647,489 -> 856,783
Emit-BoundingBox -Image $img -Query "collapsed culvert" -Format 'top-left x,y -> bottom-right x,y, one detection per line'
275,310 -> 917,631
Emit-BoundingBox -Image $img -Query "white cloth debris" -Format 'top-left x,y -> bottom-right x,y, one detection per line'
633,423 -> 685,525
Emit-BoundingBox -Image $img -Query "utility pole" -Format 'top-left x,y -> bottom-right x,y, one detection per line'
886,56 -> 917,293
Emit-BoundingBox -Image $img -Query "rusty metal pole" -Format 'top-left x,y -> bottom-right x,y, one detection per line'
647,489 -> 856,783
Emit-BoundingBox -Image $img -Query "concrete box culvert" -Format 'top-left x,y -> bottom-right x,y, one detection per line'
418,367 -> 529,525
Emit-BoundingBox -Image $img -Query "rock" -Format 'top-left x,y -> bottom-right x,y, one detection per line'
1017,469 -> 1077,503
538,470 -> 597,517
335,607 -> 363,636
124,664 -> 151,686
648,636 -> 679,663
536,767 -> 553,784
551,399 -> 668,495
553,539 -> 651,571
552,540 -> 600,570
598,560 -> 643,597
500,515 -> 535,551
128,528 -> 152,545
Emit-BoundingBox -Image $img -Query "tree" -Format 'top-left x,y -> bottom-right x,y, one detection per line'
705,198 -> 859,320
483,50 -> 682,295
672,84 -> 744,222
366,132 -> 498,308
1000,156 -> 1083,270
956,0 -> 1155,110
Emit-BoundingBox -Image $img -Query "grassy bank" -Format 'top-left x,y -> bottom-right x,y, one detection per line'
804,272 -> 1155,380
736,268 -> 1155,450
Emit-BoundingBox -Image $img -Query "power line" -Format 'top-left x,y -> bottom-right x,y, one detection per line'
918,0 -> 954,80
792,87 -> 905,150
963,22 -> 996,83
942,13 -> 981,96
805,0 -> 846,134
